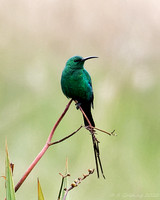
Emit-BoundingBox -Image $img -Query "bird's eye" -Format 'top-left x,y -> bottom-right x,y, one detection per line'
74,58 -> 81,62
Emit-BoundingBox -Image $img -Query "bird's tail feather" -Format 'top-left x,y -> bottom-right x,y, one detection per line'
91,134 -> 100,178
80,103 -> 95,127
91,133 -> 106,179
80,102 -> 105,178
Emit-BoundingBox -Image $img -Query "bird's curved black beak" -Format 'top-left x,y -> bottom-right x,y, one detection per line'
82,56 -> 98,62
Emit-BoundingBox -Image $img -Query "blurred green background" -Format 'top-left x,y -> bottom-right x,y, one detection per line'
0,0 -> 160,199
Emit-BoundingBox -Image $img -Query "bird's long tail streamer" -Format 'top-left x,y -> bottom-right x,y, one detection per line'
91,130 -> 105,179
76,101 -> 105,178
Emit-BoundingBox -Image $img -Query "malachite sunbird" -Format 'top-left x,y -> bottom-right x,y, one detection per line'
61,55 -> 105,178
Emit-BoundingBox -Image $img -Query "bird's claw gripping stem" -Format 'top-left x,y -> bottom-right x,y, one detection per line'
75,102 -> 82,110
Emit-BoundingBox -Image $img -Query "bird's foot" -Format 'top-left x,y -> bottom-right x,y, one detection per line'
75,102 -> 81,110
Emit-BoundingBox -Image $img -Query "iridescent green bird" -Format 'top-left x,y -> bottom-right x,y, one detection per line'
61,55 -> 105,178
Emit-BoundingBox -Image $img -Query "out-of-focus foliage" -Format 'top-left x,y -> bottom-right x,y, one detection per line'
5,142 -> 16,200
38,178 -> 45,200
0,0 -> 160,199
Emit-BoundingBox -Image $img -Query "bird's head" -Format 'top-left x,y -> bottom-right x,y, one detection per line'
66,55 -> 98,69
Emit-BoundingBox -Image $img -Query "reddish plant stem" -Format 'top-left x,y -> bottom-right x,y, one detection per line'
49,126 -> 82,146
76,100 -> 114,136
74,100 -> 92,127
63,169 -> 95,200
15,99 -> 73,192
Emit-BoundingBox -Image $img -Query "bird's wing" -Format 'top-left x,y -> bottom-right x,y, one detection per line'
83,69 -> 94,108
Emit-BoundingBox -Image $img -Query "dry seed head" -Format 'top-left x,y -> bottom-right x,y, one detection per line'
71,183 -> 77,187
88,169 -> 94,174
74,179 -> 78,183
83,174 -> 87,179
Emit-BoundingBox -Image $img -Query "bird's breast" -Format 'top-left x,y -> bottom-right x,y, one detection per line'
61,69 -> 92,102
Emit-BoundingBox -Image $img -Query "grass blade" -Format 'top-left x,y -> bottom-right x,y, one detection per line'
38,178 -> 45,200
5,141 -> 16,200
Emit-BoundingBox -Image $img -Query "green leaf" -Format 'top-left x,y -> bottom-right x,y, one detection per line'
5,141 -> 16,200
38,178 -> 45,200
